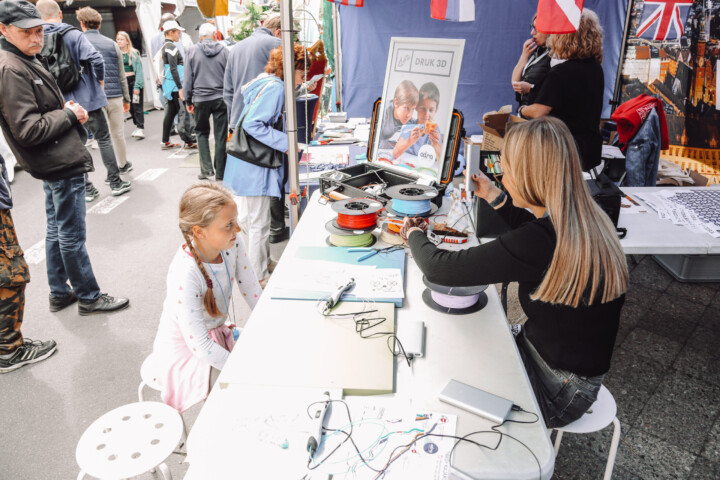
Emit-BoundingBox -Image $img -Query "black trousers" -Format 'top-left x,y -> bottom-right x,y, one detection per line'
193,98 -> 228,180
162,92 -> 181,143
126,75 -> 144,129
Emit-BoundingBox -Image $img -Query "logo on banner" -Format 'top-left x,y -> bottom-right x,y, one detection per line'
636,1 -> 693,41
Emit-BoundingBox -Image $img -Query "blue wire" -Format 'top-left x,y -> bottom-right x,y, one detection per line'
391,198 -> 431,215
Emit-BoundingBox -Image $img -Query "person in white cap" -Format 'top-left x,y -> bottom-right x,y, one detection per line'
159,20 -> 196,149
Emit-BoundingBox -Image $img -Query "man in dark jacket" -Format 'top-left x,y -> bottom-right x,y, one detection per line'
36,0 -> 130,200
77,6 -> 133,177
0,0 -> 129,318
184,23 -> 229,180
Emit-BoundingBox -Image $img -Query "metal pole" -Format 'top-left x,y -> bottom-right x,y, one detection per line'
331,2 -> 342,110
281,0 -> 301,229
611,0 -> 635,112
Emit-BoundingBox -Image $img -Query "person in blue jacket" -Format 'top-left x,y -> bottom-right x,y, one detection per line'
224,44 -> 311,284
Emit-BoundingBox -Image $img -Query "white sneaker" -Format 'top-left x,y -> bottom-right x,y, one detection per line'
135,129 -> 145,139
131,129 -> 139,137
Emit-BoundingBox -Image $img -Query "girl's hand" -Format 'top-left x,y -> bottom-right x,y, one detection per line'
471,171 -> 502,203
400,217 -> 427,242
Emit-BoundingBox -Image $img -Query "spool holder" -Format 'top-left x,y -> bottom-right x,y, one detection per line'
421,276 -> 488,315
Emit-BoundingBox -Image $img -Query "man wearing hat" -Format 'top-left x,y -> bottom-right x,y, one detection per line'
0,0 -> 130,363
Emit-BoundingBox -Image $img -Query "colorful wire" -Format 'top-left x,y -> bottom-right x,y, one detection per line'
328,232 -> 374,247
430,291 -> 480,309
391,198 -> 432,216
336,212 -> 378,229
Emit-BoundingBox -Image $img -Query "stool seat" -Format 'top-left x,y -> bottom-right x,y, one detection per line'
76,401 -> 183,480
556,384 -> 617,434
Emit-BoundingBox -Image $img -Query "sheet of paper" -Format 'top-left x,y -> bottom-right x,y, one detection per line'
312,396 -> 458,480
635,189 -> 720,237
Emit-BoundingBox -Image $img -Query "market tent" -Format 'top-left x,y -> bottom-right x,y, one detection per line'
337,0 -> 628,134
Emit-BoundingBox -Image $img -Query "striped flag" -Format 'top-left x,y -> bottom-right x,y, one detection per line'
431,0 -> 475,22
535,0 -> 584,34
636,1 -> 693,41
326,0 -> 364,6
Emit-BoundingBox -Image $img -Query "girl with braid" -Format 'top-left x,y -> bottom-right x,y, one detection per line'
151,183 -> 261,411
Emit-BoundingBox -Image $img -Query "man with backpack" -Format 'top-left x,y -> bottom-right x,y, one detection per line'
37,0 -> 130,201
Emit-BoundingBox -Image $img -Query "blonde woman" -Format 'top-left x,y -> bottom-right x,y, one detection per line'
116,31 -> 145,139
517,9 -> 604,172
401,117 -> 628,428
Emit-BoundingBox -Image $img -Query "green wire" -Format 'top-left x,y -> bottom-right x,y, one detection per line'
329,232 -> 374,247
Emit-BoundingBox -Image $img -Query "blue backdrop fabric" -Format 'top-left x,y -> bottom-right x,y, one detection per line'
338,0 -> 627,135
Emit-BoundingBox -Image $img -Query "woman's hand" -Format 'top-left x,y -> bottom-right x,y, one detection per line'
400,217 -> 428,242
520,38 -> 537,60
471,171 -> 502,203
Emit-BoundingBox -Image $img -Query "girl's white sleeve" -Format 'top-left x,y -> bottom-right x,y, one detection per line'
174,270 -> 230,369
232,242 -> 262,309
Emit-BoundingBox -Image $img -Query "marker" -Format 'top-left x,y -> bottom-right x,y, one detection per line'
307,392 -> 331,459
624,195 -> 640,207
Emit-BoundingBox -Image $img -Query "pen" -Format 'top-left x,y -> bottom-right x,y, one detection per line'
624,195 -> 640,207
307,391 -> 331,458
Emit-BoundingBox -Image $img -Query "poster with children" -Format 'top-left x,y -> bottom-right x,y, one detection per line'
373,38 -> 465,180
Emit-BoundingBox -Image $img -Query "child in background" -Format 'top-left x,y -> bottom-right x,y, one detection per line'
151,183 -> 262,412
393,82 -> 443,160
378,80 -> 419,149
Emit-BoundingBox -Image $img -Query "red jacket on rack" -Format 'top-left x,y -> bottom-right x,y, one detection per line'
611,94 -> 669,151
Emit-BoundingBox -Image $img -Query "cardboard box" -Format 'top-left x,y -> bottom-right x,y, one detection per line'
477,105 -> 525,151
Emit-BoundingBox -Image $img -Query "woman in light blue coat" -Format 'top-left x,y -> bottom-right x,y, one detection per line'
224,44 -> 311,282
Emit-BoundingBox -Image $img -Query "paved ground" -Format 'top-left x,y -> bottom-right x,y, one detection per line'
1,109 -> 719,479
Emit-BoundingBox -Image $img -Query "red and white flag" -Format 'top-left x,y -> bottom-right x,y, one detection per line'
431,0 -> 475,22
326,0 -> 364,7
535,0 -> 584,34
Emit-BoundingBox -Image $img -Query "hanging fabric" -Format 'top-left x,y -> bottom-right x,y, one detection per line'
535,0 -> 584,34
430,0 -> 475,22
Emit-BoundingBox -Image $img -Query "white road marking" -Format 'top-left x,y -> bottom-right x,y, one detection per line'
24,239 -> 46,265
169,149 -> 191,159
133,168 -> 168,182
87,195 -> 130,215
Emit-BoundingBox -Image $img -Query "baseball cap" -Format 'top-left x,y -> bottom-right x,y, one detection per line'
0,0 -> 46,29
162,20 -> 185,32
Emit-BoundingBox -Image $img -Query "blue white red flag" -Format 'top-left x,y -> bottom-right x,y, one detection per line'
535,0 -> 584,34
326,0 -> 364,6
431,0 -> 475,22
636,0 -> 693,41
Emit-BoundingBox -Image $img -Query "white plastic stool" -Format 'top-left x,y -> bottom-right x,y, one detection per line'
138,354 -> 162,402
552,385 -> 621,480
76,401 -> 184,480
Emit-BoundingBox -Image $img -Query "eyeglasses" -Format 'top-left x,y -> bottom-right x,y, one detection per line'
530,23 -> 537,32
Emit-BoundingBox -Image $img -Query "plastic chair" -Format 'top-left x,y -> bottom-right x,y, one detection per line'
552,385 -> 621,480
76,401 -> 184,480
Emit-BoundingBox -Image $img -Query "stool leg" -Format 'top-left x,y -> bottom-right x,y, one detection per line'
138,381 -> 146,402
553,430 -> 564,456
77,471 -> 86,480
603,417 -> 621,480
157,462 -> 173,480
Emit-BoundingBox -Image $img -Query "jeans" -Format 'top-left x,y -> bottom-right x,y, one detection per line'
193,98 -> 228,179
85,108 -> 122,188
624,107 -> 660,187
127,75 -> 144,129
516,331 -> 604,428
43,175 -> 101,303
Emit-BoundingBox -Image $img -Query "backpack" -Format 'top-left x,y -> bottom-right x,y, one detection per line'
153,48 -> 165,82
41,26 -> 83,93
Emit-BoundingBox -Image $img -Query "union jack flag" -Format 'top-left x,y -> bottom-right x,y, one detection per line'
636,0 -> 693,41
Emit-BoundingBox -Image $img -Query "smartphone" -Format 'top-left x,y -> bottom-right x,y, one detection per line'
465,148 -> 481,195
439,379 -> 513,423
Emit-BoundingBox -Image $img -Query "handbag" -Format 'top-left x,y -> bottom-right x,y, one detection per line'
586,171 -> 627,239
227,80 -> 284,169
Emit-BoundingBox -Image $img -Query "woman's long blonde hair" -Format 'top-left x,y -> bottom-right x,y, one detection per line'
549,9 -> 603,63
116,31 -> 138,58
502,117 -> 628,307
178,183 -> 236,318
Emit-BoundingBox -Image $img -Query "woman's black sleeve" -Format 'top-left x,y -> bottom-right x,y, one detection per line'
492,196 -> 538,229
407,221 -> 554,287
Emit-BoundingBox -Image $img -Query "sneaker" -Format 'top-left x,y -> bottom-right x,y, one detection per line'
78,293 -> 130,316
161,142 -> 180,150
104,178 -> 110,185
134,129 -> 145,139
269,227 -> 290,244
0,338 -> 57,373
49,291 -> 77,312
197,173 -> 210,180
85,187 -> 99,203
111,181 -> 131,196
183,142 -> 197,149
119,162 -> 134,174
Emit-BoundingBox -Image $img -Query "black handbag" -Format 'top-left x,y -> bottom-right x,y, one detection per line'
227,80 -> 284,169
586,172 -> 627,239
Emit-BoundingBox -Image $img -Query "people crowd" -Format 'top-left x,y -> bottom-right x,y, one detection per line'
0,0 -> 626,432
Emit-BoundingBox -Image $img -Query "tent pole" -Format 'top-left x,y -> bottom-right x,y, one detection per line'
281,0 -> 301,229
331,2 -> 342,110
611,0 -> 634,113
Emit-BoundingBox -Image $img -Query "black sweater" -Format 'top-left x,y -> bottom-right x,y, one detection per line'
408,200 -> 624,377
